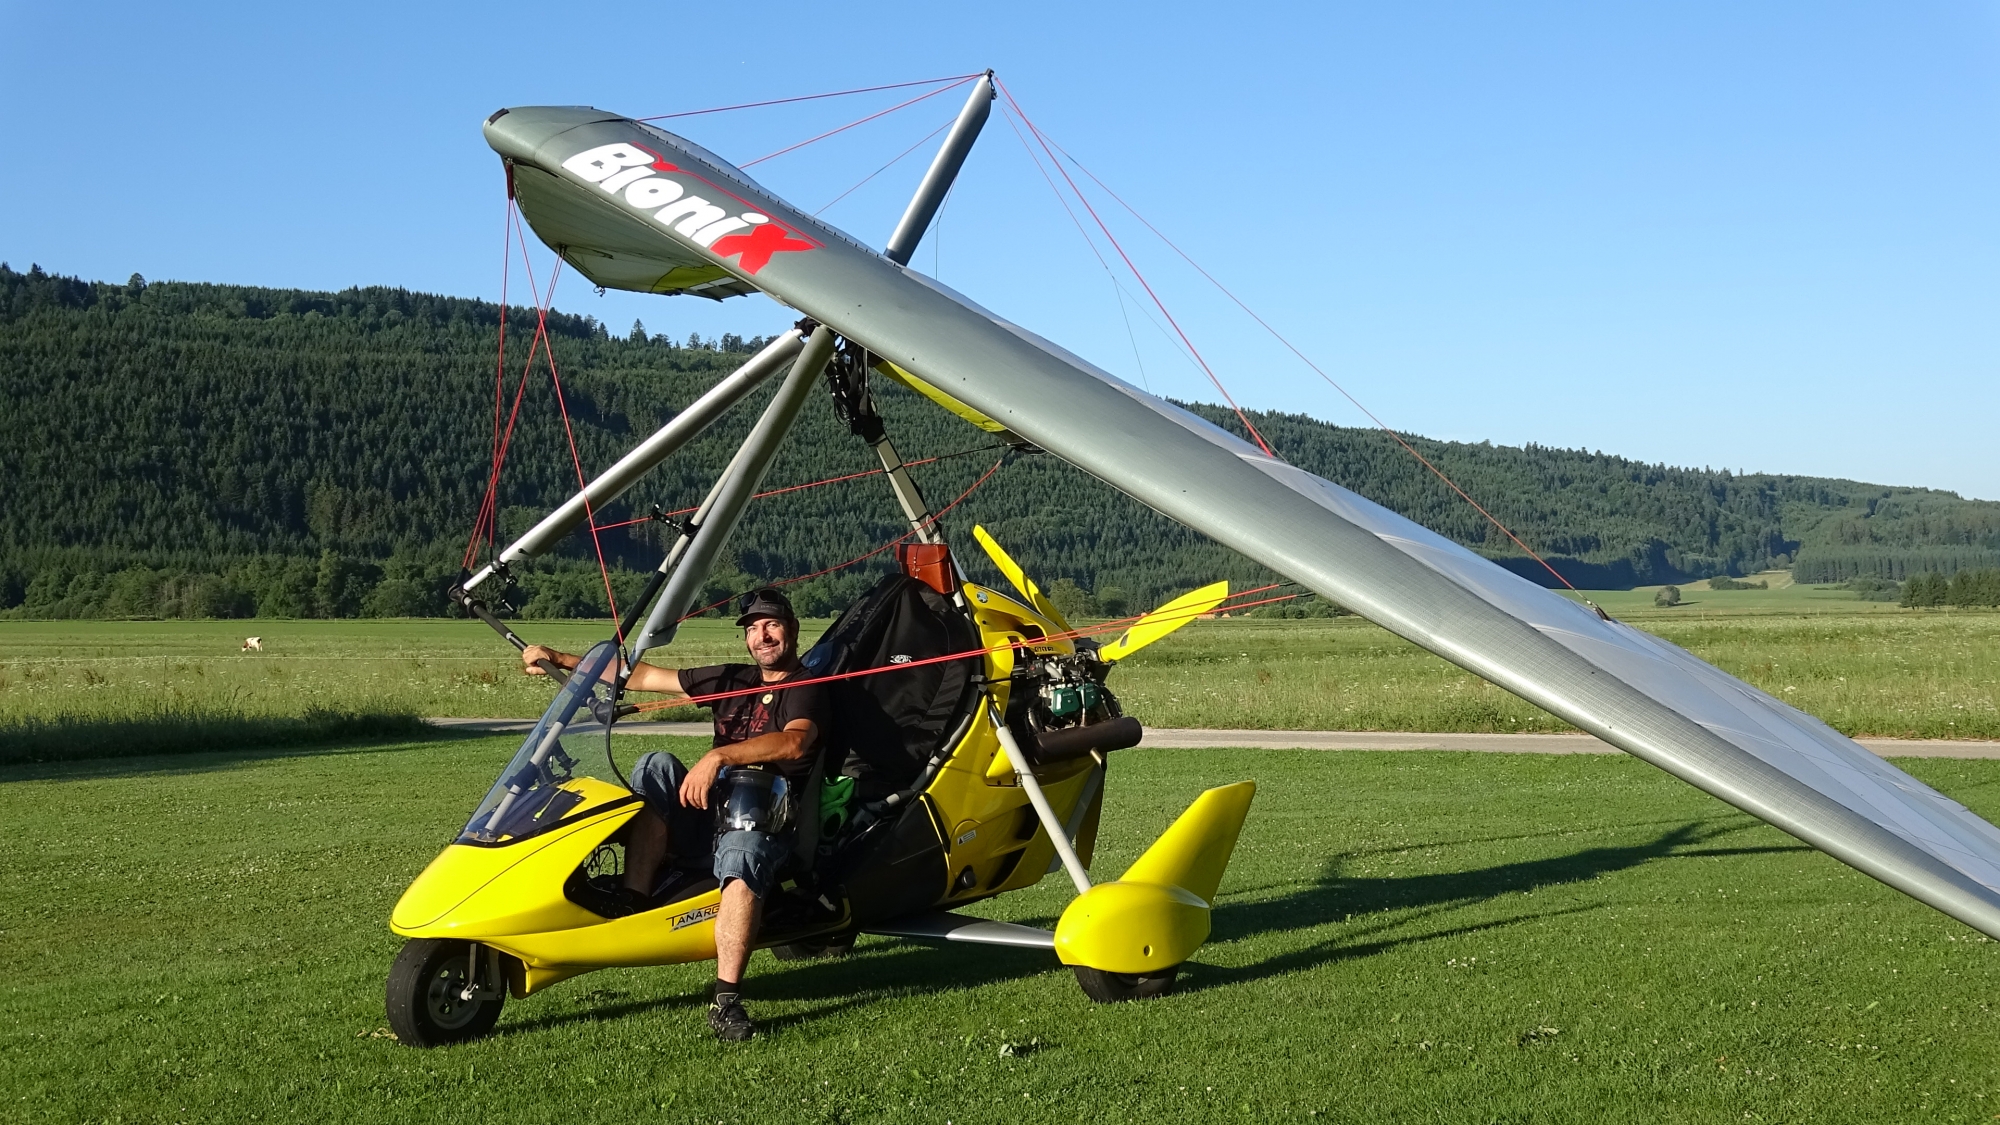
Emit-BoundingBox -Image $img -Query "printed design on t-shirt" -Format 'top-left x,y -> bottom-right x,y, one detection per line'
714,693 -> 774,746
683,664 -> 825,782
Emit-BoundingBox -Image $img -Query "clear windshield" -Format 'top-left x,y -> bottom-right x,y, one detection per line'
459,641 -> 635,846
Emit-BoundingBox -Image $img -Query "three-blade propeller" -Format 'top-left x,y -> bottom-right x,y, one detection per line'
971,525 -> 1228,662
971,525 -> 1074,632
1097,580 -> 1230,662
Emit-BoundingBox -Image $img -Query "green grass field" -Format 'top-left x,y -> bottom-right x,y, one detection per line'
4,586 -> 1997,758
5,737 -> 2000,1123
1114,606 -> 2000,738
0,618 -> 752,726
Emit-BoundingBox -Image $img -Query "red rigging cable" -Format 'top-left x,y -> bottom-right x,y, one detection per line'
633,583 -> 1298,713
675,454 -> 1010,623
1042,143 -> 1578,591
463,206 -> 563,573
592,445 -> 1002,534
637,74 -> 986,122
511,237 -> 624,640
741,78 -> 976,169
473,214 -> 559,555
994,80 -> 1276,459
486,196 -> 510,562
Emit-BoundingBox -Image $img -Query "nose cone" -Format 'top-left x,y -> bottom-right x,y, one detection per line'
390,844 -> 531,932
481,105 -> 623,165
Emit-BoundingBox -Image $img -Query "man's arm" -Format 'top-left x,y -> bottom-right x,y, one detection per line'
520,645 -> 685,697
678,719 -> 817,810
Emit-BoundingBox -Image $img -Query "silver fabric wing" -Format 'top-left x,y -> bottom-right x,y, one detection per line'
483,106 -> 2000,937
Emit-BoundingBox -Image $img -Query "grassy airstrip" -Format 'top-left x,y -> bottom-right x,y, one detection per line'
2,586 -> 1997,1121
6,738 -> 2000,1123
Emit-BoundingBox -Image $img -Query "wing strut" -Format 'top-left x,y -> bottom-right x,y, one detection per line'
461,329 -> 806,594
873,433 -> 938,545
628,325 -> 837,659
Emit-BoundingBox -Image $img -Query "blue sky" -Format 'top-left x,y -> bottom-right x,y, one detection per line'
5,1 -> 1996,498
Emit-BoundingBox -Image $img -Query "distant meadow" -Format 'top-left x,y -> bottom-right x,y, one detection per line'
3,580 -> 1994,764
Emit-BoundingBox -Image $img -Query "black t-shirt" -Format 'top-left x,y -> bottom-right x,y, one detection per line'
678,663 -> 830,783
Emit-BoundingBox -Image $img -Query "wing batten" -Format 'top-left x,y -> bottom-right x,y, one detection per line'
483,106 -> 2000,938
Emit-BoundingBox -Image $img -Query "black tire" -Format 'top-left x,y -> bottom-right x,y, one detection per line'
1072,964 -> 1178,1002
768,936 -> 855,961
385,938 -> 506,1047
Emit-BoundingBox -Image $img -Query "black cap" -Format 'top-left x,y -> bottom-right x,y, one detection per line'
734,587 -> 797,627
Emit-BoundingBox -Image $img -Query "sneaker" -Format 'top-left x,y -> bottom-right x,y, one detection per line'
707,995 -> 754,1041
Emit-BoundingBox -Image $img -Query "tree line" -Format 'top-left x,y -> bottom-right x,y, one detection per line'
1793,547 -> 2000,584
5,262 -> 1999,619
1901,570 -> 2000,609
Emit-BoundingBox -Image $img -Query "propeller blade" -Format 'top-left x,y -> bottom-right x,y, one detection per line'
971,524 -> 1073,632
1099,580 -> 1230,662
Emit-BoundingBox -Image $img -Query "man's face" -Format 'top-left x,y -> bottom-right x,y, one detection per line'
743,616 -> 797,670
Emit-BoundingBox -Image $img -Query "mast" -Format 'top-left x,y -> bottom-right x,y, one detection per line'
884,72 -> 995,267
823,70 -> 1001,544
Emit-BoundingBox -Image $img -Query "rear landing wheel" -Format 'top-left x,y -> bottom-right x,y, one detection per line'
1072,964 -> 1178,1002
386,938 -> 507,1047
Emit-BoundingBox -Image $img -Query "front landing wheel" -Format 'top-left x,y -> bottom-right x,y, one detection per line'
1072,964 -> 1179,1002
386,939 -> 506,1047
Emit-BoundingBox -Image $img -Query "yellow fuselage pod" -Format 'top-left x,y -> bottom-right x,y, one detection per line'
933,583 -> 1104,900
389,583 -> 1103,991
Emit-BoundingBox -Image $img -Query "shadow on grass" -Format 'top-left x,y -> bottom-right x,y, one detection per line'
1226,814 -> 1770,888
0,707 -> 477,779
467,822 -> 1822,1038
498,824 -> 1813,1035
493,942 -> 1055,1040
1188,820 -> 1811,991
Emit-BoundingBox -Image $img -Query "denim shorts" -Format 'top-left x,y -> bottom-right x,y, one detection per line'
628,751 -> 713,861
713,828 -> 793,898
629,751 -> 790,897
628,750 -> 690,811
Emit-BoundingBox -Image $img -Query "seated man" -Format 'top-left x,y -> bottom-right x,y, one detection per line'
521,587 -> 827,1042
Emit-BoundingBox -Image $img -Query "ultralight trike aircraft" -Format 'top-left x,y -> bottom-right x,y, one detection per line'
389,72 -> 2000,1046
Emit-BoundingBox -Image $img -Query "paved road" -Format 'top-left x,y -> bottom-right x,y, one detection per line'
427,719 -> 2000,760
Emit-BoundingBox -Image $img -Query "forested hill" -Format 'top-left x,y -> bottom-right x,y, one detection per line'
3,262 -> 1996,619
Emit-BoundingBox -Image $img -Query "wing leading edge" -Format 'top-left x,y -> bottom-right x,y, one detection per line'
483,106 -> 2000,937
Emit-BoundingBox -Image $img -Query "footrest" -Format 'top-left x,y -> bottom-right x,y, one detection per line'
863,911 -> 1055,950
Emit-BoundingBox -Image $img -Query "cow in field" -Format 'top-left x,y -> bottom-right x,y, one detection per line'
242,637 -> 263,652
